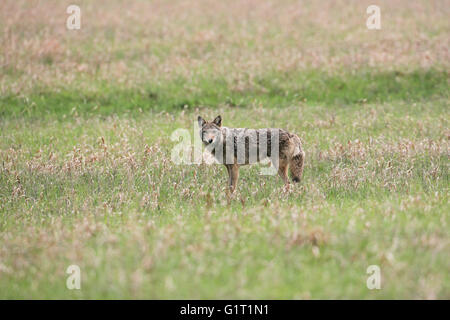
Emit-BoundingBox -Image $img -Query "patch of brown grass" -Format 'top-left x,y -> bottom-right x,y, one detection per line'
1,0 -> 449,93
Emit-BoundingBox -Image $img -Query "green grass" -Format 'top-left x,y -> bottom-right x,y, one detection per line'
1,69 -> 448,119
0,69 -> 449,298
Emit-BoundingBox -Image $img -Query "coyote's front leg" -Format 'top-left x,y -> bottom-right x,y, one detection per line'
225,164 -> 240,193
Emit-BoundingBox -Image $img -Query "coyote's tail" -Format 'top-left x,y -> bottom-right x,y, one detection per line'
289,135 -> 305,183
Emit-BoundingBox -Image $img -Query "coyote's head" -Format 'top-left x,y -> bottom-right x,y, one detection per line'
198,115 -> 222,146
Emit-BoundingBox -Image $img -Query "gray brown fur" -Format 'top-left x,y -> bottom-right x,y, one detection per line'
198,115 -> 305,192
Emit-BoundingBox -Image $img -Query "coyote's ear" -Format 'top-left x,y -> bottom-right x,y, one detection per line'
198,116 -> 206,127
213,115 -> 222,127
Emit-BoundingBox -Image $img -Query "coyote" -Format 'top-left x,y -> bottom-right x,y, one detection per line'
198,115 -> 305,192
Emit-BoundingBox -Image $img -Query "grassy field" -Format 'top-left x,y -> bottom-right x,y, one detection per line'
0,0 -> 449,299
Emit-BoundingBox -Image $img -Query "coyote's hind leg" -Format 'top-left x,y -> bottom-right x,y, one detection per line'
278,159 -> 289,186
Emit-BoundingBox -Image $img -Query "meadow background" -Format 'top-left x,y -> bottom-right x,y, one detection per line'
0,0 -> 449,299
